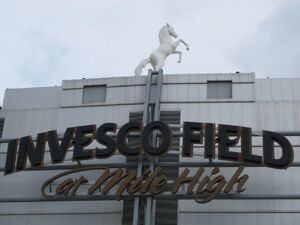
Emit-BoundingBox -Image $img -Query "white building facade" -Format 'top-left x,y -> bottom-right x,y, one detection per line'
1,72 -> 300,225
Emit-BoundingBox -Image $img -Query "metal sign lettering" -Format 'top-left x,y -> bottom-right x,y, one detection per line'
3,121 -> 294,203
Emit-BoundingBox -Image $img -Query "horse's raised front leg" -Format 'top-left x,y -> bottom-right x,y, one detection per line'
173,50 -> 182,63
174,39 -> 189,51
180,39 -> 189,50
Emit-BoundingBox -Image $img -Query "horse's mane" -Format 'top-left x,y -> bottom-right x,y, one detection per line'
158,26 -> 169,44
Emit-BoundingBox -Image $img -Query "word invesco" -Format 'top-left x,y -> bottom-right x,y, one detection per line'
4,121 -> 294,175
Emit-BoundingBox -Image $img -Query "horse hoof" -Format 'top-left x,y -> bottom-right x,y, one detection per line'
186,48 -> 189,51
178,61 -> 181,63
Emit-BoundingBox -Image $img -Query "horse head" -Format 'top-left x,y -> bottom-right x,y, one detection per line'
166,23 -> 178,38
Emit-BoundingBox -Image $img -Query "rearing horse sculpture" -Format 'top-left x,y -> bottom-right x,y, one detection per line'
135,24 -> 189,76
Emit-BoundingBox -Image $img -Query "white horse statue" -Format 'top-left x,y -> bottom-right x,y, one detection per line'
135,24 -> 189,76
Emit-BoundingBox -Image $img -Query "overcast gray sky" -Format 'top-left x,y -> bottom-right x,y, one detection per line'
1,0 -> 300,105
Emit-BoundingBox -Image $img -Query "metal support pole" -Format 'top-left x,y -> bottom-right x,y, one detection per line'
144,69 -> 163,225
132,69 -> 163,225
133,69 -> 159,225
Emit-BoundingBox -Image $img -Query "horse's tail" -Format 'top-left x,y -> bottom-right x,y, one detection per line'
135,58 -> 150,76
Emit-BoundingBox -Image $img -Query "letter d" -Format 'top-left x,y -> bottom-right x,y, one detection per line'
263,131 -> 294,168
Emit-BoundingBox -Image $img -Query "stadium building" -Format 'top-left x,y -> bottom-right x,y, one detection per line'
1,71 -> 300,225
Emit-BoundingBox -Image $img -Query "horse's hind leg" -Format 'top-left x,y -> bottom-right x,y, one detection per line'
154,61 -> 164,71
150,52 -> 165,71
151,54 -> 164,71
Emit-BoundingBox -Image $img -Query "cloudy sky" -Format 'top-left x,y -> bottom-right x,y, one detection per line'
0,0 -> 300,105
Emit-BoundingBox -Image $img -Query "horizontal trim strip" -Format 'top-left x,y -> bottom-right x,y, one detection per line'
1,193 -> 300,202
2,211 -> 300,215
62,81 -> 254,90
178,210 -> 300,214
0,211 -> 122,216
2,161 -> 300,172
61,101 -> 255,108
